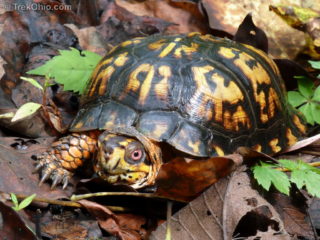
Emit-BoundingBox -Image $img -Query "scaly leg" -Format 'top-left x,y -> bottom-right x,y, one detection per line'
35,132 -> 98,189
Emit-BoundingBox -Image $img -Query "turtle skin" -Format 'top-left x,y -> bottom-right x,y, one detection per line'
36,33 -> 306,189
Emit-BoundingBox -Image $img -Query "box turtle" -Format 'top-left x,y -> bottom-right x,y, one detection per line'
36,33 -> 306,189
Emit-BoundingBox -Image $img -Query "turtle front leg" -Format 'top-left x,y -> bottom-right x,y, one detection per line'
35,132 -> 98,189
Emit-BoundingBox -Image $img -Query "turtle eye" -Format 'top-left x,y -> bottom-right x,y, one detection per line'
131,149 -> 142,161
125,142 -> 146,164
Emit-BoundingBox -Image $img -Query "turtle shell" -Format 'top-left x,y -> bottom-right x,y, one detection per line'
70,33 -> 306,157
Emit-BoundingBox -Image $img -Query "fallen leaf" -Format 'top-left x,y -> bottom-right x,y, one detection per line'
155,154 -> 241,201
151,168 -> 290,239
268,192 -> 314,239
0,137 -> 72,201
200,0 -> 309,59
0,201 -> 36,240
115,0 -> 208,34
79,199 -> 147,240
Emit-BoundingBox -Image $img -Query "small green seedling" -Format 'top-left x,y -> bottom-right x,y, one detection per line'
10,193 -> 36,211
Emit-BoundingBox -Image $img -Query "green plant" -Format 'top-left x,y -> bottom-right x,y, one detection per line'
27,48 -> 102,94
287,60 -> 320,125
10,193 -> 36,211
252,159 -> 320,197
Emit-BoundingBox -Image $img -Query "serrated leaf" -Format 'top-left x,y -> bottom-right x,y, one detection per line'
299,102 -> 314,125
298,78 -> 314,99
309,60 -> 320,70
278,159 -> 299,170
20,77 -> 43,91
291,170 -> 320,198
290,170 -> 306,189
11,102 -> 41,122
253,163 -> 291,195
27,48 -> 102,94
17,194 -> 36,210
312,86 -> 320,101
287,91 -> 307,107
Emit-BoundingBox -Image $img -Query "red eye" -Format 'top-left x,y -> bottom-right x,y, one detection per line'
131,149 -> 142,161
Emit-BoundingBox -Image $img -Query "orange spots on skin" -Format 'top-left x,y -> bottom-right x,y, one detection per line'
154,65 -> 171,101
218,47 -> 238,59
269,138 -> 281,153
286,128 -> 297,146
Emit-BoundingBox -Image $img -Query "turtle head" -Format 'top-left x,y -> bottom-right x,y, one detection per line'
94,129 -> 161,189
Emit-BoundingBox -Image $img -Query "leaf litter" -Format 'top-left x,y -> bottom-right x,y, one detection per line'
0,0 -> 319,239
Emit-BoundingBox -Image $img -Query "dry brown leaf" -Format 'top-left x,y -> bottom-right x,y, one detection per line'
79,199 -> 147,240
0,137 -> 71,200
269,193 -> 314,239
200,0 -> 319,59
115,0 -> 208,34
151,168 -> 290,240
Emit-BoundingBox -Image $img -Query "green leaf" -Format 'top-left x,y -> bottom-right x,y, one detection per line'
252,162 -> 291,195
291,170 -> 320,198
287,91 -> 307,107
11,102 -> 42,122
312,86 -> 320,102
10,193 -> 19,207
27,48 -> 102,94
278,159 -> 299,170
310,102 -> 320,124
0,112 -> 15,119
298,78 -> 314,99
309,60 -> 320,70
20,77 -> 43,91
17,194 -> 36,210
299,102 -> 314,125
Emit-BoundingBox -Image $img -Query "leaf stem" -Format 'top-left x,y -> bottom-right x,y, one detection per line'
275,161 -> 320,172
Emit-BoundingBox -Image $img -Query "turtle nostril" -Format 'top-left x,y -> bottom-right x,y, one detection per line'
104,146 -> 113,156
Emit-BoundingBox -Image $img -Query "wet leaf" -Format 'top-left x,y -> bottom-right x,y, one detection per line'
11,102 -> 42,122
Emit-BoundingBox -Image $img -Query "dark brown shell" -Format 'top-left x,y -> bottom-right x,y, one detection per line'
70,33 -> 306,157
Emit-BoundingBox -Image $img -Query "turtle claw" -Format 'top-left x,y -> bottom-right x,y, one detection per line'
35,152 -> 73,189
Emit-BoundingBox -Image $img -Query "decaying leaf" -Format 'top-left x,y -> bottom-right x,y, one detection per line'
200,0 -> 311,59
151,168 -> 291,239
270,5 -> 320,59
